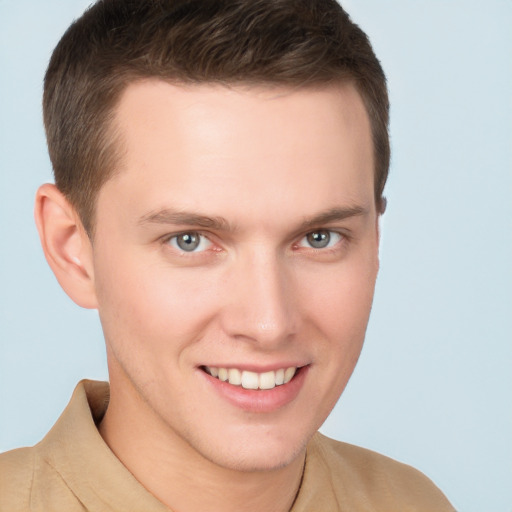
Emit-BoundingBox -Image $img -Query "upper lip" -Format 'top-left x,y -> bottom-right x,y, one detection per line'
200,363 -> 309,372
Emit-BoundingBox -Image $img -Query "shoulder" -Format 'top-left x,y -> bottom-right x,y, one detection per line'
311,432 -> 439,484
299,432 -> 455,511
0,443 -> 86,511
0,446 -> 35,509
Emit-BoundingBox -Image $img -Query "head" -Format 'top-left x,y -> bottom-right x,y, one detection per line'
43,0 -> 389,237
36,0 -> 389,478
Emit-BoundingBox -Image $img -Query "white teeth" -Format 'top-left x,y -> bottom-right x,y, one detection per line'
228,368 -> 242,386
218,368 -> 228,382
204,365 -> 299,390
241,371 -> 259,390
284,367 -> 296,384
259,371 -> 276,390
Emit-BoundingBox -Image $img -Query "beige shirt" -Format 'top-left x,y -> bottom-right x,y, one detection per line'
0,380 -> 455,511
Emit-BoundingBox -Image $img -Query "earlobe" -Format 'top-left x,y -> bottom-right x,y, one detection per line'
34,184 -> 98,309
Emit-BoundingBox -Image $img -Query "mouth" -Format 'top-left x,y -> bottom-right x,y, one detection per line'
201,366 -> 299,390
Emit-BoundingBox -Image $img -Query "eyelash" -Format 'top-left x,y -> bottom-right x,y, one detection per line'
162,229 -> 347,255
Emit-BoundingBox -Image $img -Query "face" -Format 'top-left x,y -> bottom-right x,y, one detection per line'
91,81 -> 379,472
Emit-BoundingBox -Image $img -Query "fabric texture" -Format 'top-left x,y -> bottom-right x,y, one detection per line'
0,380 -> 455,511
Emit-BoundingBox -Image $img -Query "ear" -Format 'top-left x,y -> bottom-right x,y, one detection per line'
375,199 -> 385,271
376,196 -> 387,239
34,183 -> 98,309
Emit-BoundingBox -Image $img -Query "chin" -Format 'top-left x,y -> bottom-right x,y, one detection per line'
191,426 -> 311,473
207,446 -> 306,473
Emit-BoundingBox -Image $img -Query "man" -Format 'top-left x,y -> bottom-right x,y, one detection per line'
0,0 -> 454,510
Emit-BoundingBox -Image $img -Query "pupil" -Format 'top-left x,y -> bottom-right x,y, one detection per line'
307,230 -> 330,248
177,232 -> 200,251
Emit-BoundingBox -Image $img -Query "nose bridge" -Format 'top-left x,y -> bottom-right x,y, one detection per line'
223,246 -> 296,346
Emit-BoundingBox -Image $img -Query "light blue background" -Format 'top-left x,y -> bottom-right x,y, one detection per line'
1,1 -> 511,511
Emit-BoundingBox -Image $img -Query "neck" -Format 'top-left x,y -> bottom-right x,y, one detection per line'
99,371 -> 305,512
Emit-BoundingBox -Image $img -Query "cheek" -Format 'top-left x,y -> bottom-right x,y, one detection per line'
299,250 -> 378,397
306,257 -> 377,334
93,250 -> 220,358
304,256 -> 377,405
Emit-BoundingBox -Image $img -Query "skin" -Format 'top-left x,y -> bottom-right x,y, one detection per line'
35,81 -> 379,512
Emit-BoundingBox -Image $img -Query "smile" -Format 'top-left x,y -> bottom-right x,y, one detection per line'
203,366 -> 297,390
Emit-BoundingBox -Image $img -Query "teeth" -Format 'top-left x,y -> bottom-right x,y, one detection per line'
228,368 -> 242,386
284,367 -> 296,384
259,371 -> 276,390
241,371 -> 259,390
204,366 -> 299,390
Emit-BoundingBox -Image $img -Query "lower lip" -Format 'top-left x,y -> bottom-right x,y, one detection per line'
200,366 -> 309,413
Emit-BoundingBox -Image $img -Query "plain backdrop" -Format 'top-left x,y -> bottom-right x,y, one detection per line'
1,1 -> 511,511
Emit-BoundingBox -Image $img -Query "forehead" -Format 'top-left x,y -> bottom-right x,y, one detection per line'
101,80 -> 375,227
114,80 -> 371,152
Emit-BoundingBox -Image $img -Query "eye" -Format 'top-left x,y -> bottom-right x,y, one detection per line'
167,232 -> 212,252
299,229 -> 342,249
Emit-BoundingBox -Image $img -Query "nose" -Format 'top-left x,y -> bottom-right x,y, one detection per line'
220,249 -> 298,348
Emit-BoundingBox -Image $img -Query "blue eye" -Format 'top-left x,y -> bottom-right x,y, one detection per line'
168,232 -> 212,252
299,230 -> 342,249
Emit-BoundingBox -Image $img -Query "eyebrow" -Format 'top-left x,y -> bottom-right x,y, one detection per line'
138,209 -> 232,231
298,205 -> 369,230
138,205 -> 368,232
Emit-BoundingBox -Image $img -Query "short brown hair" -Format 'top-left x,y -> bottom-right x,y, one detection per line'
44,0 -> 389,235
